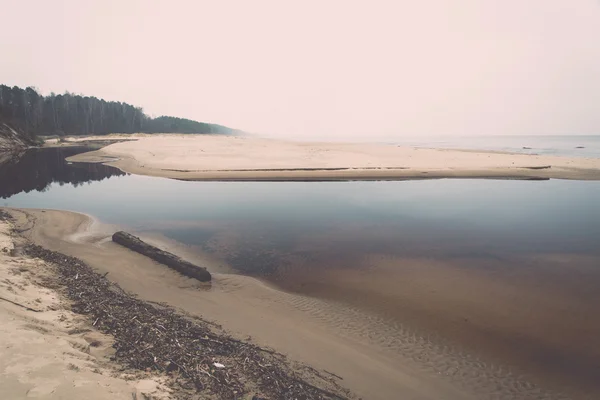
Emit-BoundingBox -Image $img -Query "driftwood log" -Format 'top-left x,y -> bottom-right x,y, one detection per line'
112,231 -> 211,282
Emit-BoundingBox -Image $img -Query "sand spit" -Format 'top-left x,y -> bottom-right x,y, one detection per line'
67,134 -> 600,181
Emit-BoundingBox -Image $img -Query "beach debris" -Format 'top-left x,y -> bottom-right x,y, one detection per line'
0,210 -> 13,221
23,243 -> 352,400
111,231 -> 211,282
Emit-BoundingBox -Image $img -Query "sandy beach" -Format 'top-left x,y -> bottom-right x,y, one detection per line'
3,135 -> 599,399
0,213 -> 170,399
3,207 -> 597,399
66,134 -> 600,180
4,1 -> 600,398
4,208 -> 479,400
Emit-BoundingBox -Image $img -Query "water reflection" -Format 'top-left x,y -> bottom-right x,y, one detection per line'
0,147 -> 126,199
3,150 -> 600,278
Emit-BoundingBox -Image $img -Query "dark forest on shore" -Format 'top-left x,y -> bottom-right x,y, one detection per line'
0,84 -> 237,142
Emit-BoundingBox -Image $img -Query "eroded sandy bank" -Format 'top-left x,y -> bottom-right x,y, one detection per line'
67,134 -> 600,180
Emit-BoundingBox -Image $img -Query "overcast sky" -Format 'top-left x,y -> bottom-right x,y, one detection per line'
1,0 -> 599,139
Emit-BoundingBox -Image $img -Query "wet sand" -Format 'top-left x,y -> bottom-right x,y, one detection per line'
277,255 -> 600,399
66,134 -> 600,181
8,207 -> 600,399
201,223 -> 600,400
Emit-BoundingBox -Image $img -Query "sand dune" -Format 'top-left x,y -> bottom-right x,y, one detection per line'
66,134 -> 600,180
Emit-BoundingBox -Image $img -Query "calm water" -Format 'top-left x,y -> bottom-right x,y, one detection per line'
2,147 -> 600,277
0,146 -> 126,199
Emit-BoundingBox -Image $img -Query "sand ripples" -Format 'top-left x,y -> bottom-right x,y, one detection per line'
254,284 -> 578,400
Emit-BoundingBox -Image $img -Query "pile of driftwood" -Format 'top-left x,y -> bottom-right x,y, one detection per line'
0,210 -> 11,221
24,243 -> 351,400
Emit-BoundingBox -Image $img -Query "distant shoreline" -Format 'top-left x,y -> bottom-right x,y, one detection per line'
64,134 -> 600,181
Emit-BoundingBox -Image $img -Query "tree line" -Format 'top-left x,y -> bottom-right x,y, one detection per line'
0,84 -> 237,138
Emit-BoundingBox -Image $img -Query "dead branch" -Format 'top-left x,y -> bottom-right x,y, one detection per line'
0,295 -> 41,312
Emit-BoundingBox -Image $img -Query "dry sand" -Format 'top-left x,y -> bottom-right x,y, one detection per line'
7,207 -> 594,400
0,217 -> 169,400
67,134 -> 600,180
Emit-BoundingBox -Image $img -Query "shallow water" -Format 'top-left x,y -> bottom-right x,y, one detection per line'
3,147 -> 600,399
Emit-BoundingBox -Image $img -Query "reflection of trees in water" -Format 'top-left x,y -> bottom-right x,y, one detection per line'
0,147 -> 126,198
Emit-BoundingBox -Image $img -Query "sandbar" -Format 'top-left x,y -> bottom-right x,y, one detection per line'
66,134 -> 600,181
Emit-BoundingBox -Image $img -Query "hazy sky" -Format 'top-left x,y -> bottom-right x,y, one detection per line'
1,0 -> 599,139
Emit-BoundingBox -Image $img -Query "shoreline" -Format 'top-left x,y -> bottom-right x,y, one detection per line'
6,207 -> 476,400
0,211 -> 171,399
5,207 -> 592,399
65,134 -> 600,181
1,209 -> 353,400
4,134 -> 600,398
